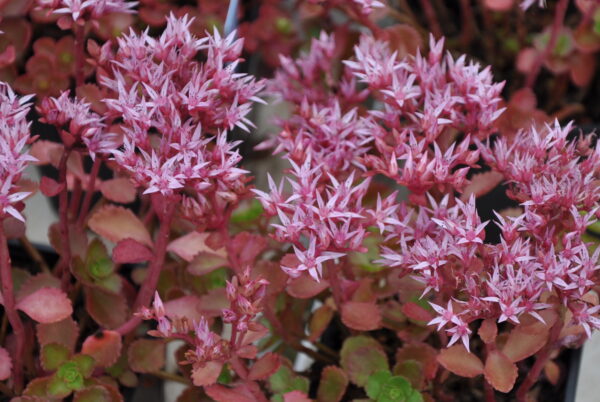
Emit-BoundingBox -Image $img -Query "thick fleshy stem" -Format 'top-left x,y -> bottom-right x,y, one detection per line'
77,156 -> 102,228
57,148 -> 73,291
515,318 -> 563,401
0,225 -> 25,393
525,0 -> 569,88
74,24 -> 85,87
116,196 -> 175,335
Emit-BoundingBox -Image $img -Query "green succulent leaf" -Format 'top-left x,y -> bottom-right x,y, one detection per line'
268,365 -> 309,395
86,239 -> 114,280
56,361 -> 85,391
72,354 -> 96,378
366,370 -> 423,402
231,199 -> 264,223
41,343 -> 71,371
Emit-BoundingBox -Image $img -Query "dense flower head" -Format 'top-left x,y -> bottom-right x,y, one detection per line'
0,83 -> 35,222
37,91 -> 115,159
37,0 -> 137,22
377,118 -> 600,351
100,14 -> 264,226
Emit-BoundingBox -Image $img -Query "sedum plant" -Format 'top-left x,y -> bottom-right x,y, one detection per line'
0,1 -> 598,402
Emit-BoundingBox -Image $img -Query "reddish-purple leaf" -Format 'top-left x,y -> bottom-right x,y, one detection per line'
461,171 -> 503,201
128,339 -> 165,373
484,0 -> 513,11
340,336 -> 388,386
85,287 -> 128,329
284,390 -> 312,402
198,288 -> 229,317
16,273 -> 61,303
248,353 -> 281,381
37,317 -> 80,351
478,319 -> 498,344
287,273 -> 330,299
112,238 -> 153,264
17,287 -> 73,323
81,330 -> 122,368
167,231 -> 226,262
341,301 -> 382,331
40,176 -> 65,197
395,342 -> 439,380
164,295 -> 203,322
0,347 -> 12,381
502,326 -> 548,363
191,361 -> 223,387
309,304 -> 334,341
402,302 -> 433,323
437,345 -> 483,378
484,350 -> 518,393
73,386 -> 112,402
187,252 -> 228,276
88,205 -> 152,246
204,382 -> 260,402
100,178 -> 136,204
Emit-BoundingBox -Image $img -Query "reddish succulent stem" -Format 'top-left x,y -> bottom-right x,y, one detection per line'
74,24 -> 85,87
459,0 -> 476,49
117,197 -> 175,335
420,0 -> 442,37
515,319 -> 563,401
0,224 -> 25,393
525,0 -> 569,88
58,148 -> 73,291
69,178 -> 82,220
77,156 -> 102,228
327,262 -> 344,309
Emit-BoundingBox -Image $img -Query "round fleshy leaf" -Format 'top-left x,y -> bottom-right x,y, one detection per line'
164,295 -> 203,322
283,391 -> 312,402
340,336 -> 389,387
81,330 -> 122,368
342,301 -> 381,331
112,238 -> 153,264
168,231 -> 226,262
401,302 -> 433,323
437,345 -> 483,378
317,366 -> 348,402
286,272 -> 330,299
100,178 -> 136,204
17,287 -> 73,323
484,350 -> 518,393
73,385 -> 112,402
308,304 -> 334,342
478,319 -> 498,344
41,343 -> 71,371
37,317 -> 80,351
190,361 -> 223,387
248,353 -> 281,381
204,383 -> 257,402
484,0 -> 513,11
85,287 -> 127,329
395,343 -> 438,380
88,205 -> 152,246
128,339 -> 165,373
0,347 -> 12,381
268,365 -> 309,395
16,273 -> 61,302
502,325 -> 548,363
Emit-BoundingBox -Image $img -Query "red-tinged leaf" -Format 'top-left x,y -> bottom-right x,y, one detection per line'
73,385 -> 112,402
341,301 -> 382,331
22,376 -> 51,397
570,52 -> 596,87
100,178 -> 136,204
167,231 -> 226,262
287,272 -> 330,299
187,252 -> 228,276
395,342 -> 438,380
230,232 -> 267,268
461,171 -> 504,201
3,217 -> 25,239
16,273 -> 61,302
402,302 -> 433,323
17,287 -> 72,323
190,361 -> 223,387
309,305 -> 334,341
478,319 -> 498,344
112,238 -> 153,264
340,336 -> 388,386
29,140 -> 62,167
516,47 -> 539,73
484,350 -> 518,393
544,360 -> 560,385
40,176 -> 64,197
437,345 -> 483,378
76,84 -> 108,114
0,347 -> 11,380
284,390 -> 312,402
164,295 -> 203,322
37,317 -> 79,351
237,345 -> 258,359
128,339 -> 165,373
176,387 -> 206,402
85,287 -> 127,329
502,326 -> 548,363
574,23 -> 600,53
81,330 -> 122,368
88,205 -> 152,246
205,382 -> 265,402
317,366 -> 348,402
0,44 -> 15,68
248,353 -> 281,381
240,322 -> 269,346
484,0 -> 513,11
198,288 -> 229,317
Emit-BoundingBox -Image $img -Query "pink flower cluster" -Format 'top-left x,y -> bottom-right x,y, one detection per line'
37,0 -> 137,22
98,14 -> 264,226
253,157 -> 371,281
0,84 -> 35,222
378,121 -> 600,350
37,91 -> 115,159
